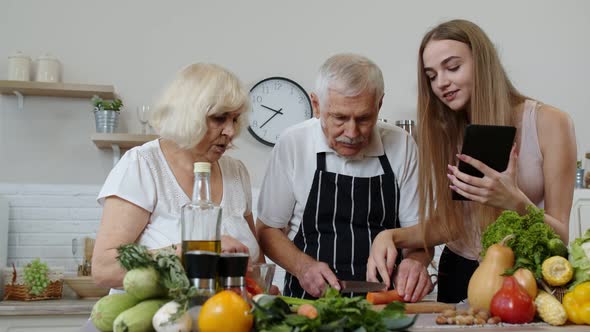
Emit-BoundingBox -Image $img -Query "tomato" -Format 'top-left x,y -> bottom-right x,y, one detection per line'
246,276 -> 264,295
198,290 -> 253,332
490,276 -> 536,324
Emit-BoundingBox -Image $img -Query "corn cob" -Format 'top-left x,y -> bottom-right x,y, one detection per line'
534,290 -> 567,326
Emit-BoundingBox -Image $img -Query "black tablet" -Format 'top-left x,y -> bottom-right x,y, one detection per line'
452,124 -> 517,200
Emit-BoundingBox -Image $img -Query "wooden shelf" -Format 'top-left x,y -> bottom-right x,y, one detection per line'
0,80 -> 115,99
91,133 -> 158,149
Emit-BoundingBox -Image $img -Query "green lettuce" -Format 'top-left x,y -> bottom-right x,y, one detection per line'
481,206 -> 561,279
569,228 -> 590,289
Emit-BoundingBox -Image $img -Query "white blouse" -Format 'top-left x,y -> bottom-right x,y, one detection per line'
97,139 -> 259,261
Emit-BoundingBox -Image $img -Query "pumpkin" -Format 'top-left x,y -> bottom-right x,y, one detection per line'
467,235 -> 515,310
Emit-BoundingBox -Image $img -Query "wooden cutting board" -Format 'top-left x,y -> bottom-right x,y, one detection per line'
373,301 -> 455,314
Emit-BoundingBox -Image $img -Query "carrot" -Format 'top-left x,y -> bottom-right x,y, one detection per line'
366,289 -> 404,305
297,303 -> 318,319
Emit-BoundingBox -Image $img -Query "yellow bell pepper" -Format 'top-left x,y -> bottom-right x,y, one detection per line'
563,281 -> 590,325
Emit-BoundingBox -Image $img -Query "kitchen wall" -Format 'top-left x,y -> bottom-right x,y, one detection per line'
0,0 -> 589,187
0,184 -> 101,272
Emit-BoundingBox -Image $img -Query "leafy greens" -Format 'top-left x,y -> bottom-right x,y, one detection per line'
481,206 -> 565,279
253,288 -> 415,332
569,228 -> 590,289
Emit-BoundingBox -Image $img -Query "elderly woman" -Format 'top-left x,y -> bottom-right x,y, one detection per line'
92,63 -> 261,288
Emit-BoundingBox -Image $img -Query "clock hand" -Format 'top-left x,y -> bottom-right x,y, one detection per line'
261,104 -> 284,115
260,108 -> 283,128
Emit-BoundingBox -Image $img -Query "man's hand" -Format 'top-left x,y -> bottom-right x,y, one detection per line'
393,258 -> 433,303
296,259 -> 341,298
221,235 -> 249,254
366,229 -> 398,289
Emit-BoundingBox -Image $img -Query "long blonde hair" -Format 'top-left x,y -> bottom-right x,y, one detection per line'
416,19 -> 526,247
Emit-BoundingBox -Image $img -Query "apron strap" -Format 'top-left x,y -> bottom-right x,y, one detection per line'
378,154 -> 394,174
317,152 -> 326,171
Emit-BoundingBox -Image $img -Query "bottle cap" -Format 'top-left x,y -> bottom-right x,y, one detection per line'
194,162 -> 211,174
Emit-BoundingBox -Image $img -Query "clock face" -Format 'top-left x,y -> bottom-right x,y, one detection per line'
248,77 -> 313,146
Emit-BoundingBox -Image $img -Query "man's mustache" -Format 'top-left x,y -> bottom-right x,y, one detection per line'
335,136 -> 365,144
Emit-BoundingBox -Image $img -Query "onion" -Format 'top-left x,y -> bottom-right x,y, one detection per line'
513,268 -> 538,299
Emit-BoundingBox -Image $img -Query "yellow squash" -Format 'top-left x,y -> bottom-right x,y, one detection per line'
468,235 -> 515,310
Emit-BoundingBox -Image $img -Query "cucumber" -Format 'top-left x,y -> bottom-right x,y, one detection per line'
91,293 -> 140,332
113,298 -> 168,332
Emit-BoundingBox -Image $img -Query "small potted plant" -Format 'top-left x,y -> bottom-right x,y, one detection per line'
92,95 -> 123,133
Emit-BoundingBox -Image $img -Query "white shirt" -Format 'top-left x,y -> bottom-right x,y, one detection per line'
257,118 -> 419,239
97,139 -> 260,261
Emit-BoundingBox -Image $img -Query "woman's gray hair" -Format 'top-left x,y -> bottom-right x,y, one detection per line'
314,53 -> 384,109
150,63 -> 249,149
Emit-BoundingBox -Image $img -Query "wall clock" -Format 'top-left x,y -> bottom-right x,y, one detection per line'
248,77 -> 313,147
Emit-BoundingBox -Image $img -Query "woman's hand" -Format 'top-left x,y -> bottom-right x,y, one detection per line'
366,229 -> 399,289
393,258 -> 433,302
221,235 -> 250,254
447,145 -> 532,213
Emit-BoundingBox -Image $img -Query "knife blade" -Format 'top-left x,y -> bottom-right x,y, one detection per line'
338,280 -> 387,293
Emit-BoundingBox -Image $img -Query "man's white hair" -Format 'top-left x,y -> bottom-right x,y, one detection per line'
314,53 -> 384,109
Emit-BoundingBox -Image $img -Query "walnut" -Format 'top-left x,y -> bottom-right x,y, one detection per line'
487,316 -> 502,324
474,317 -> 486,325
441,309 -> 456,317
435,315 -> 448,325
475,310 -> 490,321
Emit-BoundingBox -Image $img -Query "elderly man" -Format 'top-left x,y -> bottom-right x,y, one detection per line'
256,53 -> 433,301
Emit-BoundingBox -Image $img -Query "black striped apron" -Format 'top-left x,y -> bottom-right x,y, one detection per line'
284,152 -> 401,298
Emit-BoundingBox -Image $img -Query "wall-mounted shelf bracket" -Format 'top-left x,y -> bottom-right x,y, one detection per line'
111,144 -> 121,167
13,91 -> 23,110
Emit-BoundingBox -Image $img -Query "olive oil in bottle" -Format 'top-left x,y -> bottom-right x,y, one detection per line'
181,162 -> 222,266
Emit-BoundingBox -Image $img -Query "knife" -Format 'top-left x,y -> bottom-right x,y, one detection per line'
338,280 -> 387,293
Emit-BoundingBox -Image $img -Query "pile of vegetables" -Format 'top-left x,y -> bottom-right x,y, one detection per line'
467,207 -> 590,326
481,206 -> 567,279
90,244 -> 195,332
252,288 -> 416,331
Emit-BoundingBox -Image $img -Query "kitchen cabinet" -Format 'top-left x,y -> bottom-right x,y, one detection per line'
0,299 -> 95,332
91,133 -> 159,166
569,188 -> 590,241
0,80 -> 115,109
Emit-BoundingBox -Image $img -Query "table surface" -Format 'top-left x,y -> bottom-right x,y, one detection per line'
3,298 -> 588,331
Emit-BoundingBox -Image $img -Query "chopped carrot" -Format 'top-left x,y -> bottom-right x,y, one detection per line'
366,289 -> 404,305
297,303 -> 318,319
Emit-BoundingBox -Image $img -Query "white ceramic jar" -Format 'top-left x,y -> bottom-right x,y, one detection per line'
35,54 -> 60,82
7,51 -> 32,81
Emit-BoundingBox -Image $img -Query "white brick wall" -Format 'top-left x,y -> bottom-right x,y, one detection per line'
0,183 -> 102,274
0,184 -> 436,294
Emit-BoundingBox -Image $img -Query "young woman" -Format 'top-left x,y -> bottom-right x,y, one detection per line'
367,19 -> 577,303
